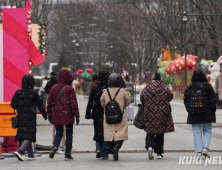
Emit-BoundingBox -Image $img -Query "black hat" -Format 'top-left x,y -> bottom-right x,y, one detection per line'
152,73 -> 161,81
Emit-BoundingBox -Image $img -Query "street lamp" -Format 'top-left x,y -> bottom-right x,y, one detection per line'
72,39 -> 79,48
75,42 -> 79,48
182,11 -> 222,86
183,11 -> 188,87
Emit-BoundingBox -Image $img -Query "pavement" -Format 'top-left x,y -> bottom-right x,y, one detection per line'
1,153 -> 222,170
1,94 -> 222,169
35,94 -> 222,151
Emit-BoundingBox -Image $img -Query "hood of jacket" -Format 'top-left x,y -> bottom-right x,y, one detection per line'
191,70 -> 208,83
108,73 -> 122,87
99,71 -> 110,83
146,80 -> 165,95
22,74 -> 35,89
57,69 -> 74,85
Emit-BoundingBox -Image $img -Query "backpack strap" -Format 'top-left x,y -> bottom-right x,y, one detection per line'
106,88 -> 113,101
113,88 -> 121,101
107,88 -> 122,102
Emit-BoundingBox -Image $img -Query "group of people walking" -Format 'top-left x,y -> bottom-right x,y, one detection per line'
86,70 -> 217,161
10,68 -> 217,162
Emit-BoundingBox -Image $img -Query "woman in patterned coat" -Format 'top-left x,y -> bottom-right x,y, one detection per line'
140,73 -> 174,160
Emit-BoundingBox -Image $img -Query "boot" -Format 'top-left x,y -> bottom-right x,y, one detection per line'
113,141 -> 123,161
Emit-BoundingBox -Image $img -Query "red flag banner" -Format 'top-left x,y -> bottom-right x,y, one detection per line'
29,39 -> 45,66
26,0 -> 31,12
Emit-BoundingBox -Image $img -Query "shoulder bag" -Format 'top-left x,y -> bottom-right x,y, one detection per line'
51,85 -> 68,108
11,109 -> 19,129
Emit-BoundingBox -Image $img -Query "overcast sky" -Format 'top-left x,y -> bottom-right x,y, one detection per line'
50,0 -> 93,3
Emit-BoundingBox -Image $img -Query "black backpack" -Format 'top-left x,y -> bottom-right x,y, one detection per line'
105,88 -> 123,124
187,82 -> 207,114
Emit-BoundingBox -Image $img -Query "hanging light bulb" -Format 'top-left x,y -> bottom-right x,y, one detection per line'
28,25 -> 32,32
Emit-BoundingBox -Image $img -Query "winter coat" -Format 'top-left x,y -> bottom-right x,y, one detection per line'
44,77 -> 57,94
184,70 -> 216,124
140,80 -> 174,134
86,81 -> 107,141
215,74 -> 222,100
101,88 -> 130,142
11,75 -> 47,142
47,69 -> 80,125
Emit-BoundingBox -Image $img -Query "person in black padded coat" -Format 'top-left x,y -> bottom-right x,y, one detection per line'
11,74 -> 47,161
85,71 -> 110,159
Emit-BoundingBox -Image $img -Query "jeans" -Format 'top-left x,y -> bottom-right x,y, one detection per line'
191,123 -> 212,153
96,141 -> 103,151
18,140 -> 33,157
145,133 -> 164,154
53,124 -> 73,156
101,142 -> 110,158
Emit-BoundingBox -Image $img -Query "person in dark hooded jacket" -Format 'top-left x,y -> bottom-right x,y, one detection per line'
47,69 -> 80,161
184,70 -> 216,159
44,72 -> 57,94
85,71 -> 110,159
140,73 -> 174,160
11,74 -> 47,161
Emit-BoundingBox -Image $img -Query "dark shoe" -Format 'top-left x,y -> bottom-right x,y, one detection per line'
101,157 -> 108,160
14,151 -> 24,161
217,105 -> 222,109
96,151 -> 101,158
157,154 -> 164,159
113,147 -> 119,161
27,156 -> 36,161
64,155 -> 73,161
203,148 -> 210,158
49,147 -> 57,159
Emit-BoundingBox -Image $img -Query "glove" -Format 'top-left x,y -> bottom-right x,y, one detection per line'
43,115 -> 47,121
76,117 -> 80,126
48,116 -> 52,123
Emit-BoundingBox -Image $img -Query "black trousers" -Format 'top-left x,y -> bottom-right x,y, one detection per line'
53,125 -> 73,156
145,133 -> 164,154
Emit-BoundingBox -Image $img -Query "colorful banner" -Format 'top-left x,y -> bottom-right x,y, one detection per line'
3,8 -> 29,101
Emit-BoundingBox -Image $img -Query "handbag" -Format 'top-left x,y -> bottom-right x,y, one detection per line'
133,104 -> 145,129
51,85 -> 68,108
11,109 -> 19,129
